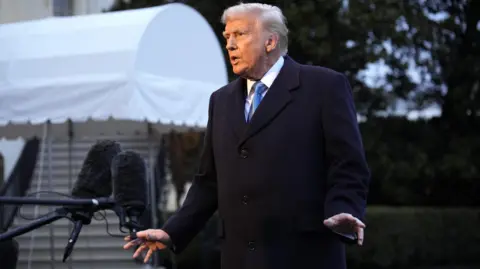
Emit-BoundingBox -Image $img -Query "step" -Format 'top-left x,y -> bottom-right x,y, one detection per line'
14,206 -> 119,218
14,212 -> 120,226
26,182 -> 76,189
13,224 -> 128,237
15,260 -> 150,269
17,190 -> 114,199
35,152 -> 153,167
22,187 -> 78,194
12,220 -> 127,238
16,233 -> 126,249
17,234 -> 126,249
47,141 -> 153,150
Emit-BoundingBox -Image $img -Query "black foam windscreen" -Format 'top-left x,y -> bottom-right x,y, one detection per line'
111,150 -> 147,215
71,140 -> 122,199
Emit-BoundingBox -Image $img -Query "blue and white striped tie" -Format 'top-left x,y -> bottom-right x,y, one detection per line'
246,81 -> 268,122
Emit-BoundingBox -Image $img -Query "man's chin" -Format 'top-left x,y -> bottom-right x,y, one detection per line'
232,67 -> 247,77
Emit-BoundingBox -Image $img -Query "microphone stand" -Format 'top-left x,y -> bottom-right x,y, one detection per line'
0,196 -> 115,208
0,207 -> 68,241
0,196 -> 115,242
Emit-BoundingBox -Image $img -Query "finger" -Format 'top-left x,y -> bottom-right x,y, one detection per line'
355,218 -> 366,228
123,238 -> 144,249
333,213 -> 352,221
324,216 -> 339,227
156,242 -> 167,250
324,213 -> 352,226
124,236 -> 130,241
123,241 -> 137,250
144,248 -> 153,263
356,227 -> 364,246
123,242 -> 134,250
133,244 -> 148,258
135,230 -> 151,239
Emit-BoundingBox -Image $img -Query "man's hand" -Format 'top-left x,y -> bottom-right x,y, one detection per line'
123,229 -> 171,263
323,213 -> 365,246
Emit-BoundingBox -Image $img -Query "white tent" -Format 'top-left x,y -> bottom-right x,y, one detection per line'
0,4 -> 227,253
0,3 -> 228,139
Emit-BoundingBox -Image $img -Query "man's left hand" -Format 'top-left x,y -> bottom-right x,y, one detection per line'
323,213 -> 365,246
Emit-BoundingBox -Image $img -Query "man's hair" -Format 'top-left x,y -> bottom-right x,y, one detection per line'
221,2 -> 289,56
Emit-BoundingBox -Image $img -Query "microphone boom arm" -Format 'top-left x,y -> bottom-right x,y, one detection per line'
0,196 -> 115,207
0,196 -> 115,242
0,207 -> 69,241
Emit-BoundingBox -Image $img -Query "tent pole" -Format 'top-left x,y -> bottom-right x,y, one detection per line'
27,122 -> 48,269
46,121 -> 56,269
147,123 -> 158,267
67,119 -> 74,269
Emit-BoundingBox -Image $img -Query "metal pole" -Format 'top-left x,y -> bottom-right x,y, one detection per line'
27,122 -> 48,269
47,121 -> 56,269
148,123 -> 158,267
67,120 -> 73,269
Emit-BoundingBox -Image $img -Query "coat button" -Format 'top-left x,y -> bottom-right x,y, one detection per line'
248,241 -> 256,251
242,195 -> 249,205
239,148 -> 248,158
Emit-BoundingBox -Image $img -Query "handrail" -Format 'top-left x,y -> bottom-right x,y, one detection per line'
0,137 -> 41,231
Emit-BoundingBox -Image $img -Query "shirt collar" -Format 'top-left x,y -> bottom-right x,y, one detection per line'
247,56 -> 284,95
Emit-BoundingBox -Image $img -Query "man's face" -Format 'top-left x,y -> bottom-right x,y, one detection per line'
223,14 -> 267,78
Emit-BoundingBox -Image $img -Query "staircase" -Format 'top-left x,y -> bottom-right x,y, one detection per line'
11,136 -> 159,269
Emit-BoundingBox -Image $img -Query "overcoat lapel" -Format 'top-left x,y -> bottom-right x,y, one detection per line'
226,56 -> 301,147
227,78 -> 249,140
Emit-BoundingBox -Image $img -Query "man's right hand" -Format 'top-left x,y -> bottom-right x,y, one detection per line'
123,229 -> 171,263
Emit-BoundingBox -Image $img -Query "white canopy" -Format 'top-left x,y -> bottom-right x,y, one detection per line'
0,3 -> 228,139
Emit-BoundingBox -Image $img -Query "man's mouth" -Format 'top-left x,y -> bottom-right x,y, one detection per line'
230,56 -> 239,64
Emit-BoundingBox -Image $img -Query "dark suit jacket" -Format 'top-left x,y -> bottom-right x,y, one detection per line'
163,56 -> 370,269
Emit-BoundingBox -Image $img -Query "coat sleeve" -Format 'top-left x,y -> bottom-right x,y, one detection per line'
162,92 -> 218,254
321,73 -> 370,222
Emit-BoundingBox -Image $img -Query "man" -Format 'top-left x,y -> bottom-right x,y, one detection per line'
124,3 -> 370,269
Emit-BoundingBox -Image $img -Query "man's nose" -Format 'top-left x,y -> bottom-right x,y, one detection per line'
226,37 -> 236,51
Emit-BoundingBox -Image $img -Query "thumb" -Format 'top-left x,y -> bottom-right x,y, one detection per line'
323,218 -> 336,227
136,230 -> 152,239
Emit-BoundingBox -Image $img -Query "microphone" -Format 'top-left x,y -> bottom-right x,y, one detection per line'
111,150 -> 148,240
62,139 -> 122,262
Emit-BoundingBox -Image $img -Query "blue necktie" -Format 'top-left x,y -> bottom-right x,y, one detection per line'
247,81 -> 268,122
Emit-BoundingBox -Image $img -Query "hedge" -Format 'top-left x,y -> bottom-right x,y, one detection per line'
346,207 -> 480,268
163,207 -> 480,269
162,118 -> 480,207
359,117 -> 480,206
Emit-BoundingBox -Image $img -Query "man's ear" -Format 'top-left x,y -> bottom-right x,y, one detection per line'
265,34 -> 279,53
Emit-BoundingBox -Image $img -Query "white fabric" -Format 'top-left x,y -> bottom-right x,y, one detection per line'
0,3 -> 228,138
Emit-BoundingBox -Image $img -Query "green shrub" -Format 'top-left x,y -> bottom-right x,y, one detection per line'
360,117 -> 480,206
165,207 -> 480,269
347,207 -> 480,268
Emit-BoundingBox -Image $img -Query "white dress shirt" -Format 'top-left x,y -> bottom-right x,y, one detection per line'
245,56 -> 285,118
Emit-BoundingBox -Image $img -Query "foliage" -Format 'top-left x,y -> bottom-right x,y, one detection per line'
108,0 -> 480,123
160,116 -> 480,207
397,0 -> 480,126
108,0 -> 405,116
347,207 -> 480,269
166,207 -> 480,269
362,116 -> 480,206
